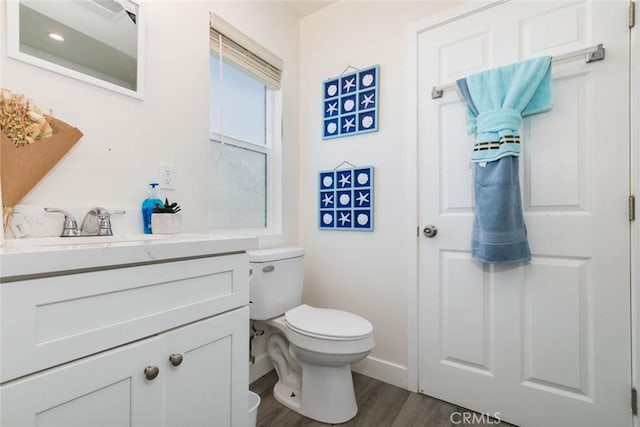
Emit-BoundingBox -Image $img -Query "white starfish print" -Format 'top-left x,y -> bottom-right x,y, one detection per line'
356,191 -> 369,206
322,193 -> 334,207
342,117 -> 355,131
343,77 -> 356,92
338,211 -> 351,226
326,102 -> 338,115
338,173 -> 351,187
361,93 -> 375,109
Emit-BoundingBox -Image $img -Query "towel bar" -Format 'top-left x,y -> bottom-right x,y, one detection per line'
430,43 -> 605,99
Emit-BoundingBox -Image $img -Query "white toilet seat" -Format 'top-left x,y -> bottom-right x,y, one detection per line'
268,305 -> 375,356
285,304 -> 373,340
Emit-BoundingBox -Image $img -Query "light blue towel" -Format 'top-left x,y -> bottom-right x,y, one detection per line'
456,56 -> 552,264
458,56 -> 552,163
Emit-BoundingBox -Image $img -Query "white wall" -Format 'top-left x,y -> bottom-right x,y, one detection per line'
0,1 -> 300,248
299,1 -> 458,387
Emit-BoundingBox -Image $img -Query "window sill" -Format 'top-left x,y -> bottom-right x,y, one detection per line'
208,227 -> 281,239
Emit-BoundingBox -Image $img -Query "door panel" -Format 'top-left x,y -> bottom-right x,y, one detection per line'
440,101 -> 475,212
521,258 -> 590,397
524,72 -> 588,210
439,251 -> 492,373
519,2 -> 588,56
417,1 -> 631,426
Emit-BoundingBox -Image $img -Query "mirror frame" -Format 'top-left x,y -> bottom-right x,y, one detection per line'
6,0 -> 145,100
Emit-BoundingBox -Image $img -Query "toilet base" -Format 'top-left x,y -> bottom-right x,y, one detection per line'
265,316 -> 371,424
272,362 -> 358,424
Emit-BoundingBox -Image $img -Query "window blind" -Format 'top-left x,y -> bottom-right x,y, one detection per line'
209,14 -> 282,89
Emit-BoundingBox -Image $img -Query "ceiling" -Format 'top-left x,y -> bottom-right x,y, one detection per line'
282,1 -> 336,18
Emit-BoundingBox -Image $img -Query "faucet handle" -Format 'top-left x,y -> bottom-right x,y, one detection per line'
103,210 -> 126,217
100,209 -> 125,236
44,208 -> 80,237
83,207 -> 126,236
98,210 -> 126,236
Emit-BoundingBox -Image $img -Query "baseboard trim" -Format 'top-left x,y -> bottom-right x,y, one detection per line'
352,355 -> 407,389
250,352 -> 274,383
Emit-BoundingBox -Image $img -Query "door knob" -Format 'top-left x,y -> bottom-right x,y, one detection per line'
169,353 -> 184,367
144,366 -> 160,380
423,225 -> 438,238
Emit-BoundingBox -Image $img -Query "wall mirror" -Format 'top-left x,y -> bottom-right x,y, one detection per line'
6,0 -> 144,99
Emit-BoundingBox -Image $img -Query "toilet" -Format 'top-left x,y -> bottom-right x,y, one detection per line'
248,247 -> 374,424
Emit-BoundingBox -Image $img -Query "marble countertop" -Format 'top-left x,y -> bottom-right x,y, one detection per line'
0,234 -> 258,280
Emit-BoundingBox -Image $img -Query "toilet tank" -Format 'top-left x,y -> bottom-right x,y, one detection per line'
247,247 -> 304,320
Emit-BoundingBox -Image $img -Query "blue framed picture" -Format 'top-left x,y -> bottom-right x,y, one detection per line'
318,166 -> 374,231
322,65 -> 379,139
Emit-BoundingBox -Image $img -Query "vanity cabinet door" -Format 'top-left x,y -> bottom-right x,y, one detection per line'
162,306 -> 249,427
0,337 -> 164,427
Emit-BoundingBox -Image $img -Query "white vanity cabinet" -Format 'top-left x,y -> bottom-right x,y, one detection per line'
0,238 -> 255,427
0,307 -> 248,427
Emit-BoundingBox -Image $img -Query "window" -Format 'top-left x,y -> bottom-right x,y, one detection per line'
209,15 -> 282,231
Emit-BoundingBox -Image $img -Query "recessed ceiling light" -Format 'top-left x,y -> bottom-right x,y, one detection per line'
48,33 -> 64,42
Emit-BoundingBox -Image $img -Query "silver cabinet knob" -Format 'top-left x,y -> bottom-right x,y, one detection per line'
169,353 -> 184,367
144,366 -> 160,380
423,225 -> 438,238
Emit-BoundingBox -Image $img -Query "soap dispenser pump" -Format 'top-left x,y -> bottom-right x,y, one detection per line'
142,183 -> 162,234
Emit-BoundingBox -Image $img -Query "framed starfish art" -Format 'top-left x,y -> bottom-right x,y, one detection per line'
318,166 -> 374,231
322,65 -> 379,139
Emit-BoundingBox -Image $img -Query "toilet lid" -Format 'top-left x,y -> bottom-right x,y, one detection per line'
285,304 -> 373,339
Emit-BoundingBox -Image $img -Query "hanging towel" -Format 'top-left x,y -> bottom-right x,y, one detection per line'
456,56 -> 552,264
471,156 -> 530,264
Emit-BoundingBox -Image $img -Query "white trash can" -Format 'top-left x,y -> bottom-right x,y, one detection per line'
248,391 -> 261,427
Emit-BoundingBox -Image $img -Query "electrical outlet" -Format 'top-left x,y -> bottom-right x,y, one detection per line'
159,163 -> 175,190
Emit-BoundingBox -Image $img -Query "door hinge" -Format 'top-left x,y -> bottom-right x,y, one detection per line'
632,387 -> 638,415
630,195 -> 636,221
630,1 -> 636,29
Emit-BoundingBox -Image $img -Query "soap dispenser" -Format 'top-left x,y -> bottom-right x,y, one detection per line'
142,183 -> 162,234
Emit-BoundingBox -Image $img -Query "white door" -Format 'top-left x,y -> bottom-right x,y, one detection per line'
417,1 -> 631,426
163,307 -> 249,427
0,338 -> 163,427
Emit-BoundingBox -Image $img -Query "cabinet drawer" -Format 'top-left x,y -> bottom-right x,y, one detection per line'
1,253 -> 249,383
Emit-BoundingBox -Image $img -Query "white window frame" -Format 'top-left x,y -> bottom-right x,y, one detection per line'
208,76 -> 282,237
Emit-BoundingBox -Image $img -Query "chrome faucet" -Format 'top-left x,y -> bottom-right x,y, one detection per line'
45,207 -> 125,237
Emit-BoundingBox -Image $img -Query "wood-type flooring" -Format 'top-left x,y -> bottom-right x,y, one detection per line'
250,370 -> 515,427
